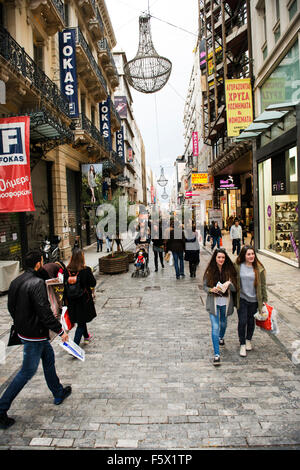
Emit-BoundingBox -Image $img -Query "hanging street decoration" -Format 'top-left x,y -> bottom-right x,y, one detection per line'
124,13 -> 172,94
161,187 -> 168,200
157,167 -> 168,187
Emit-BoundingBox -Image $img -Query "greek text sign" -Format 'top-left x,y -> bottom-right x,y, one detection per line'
100,96 -> 112,150
0,116 -> 35,213
59,29 -> 79,117
225,78 -> 253,137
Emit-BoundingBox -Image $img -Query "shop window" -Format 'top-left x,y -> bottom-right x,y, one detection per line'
288,0 -> 298,21
260,39 -> 300,110
259,148 -> 299,265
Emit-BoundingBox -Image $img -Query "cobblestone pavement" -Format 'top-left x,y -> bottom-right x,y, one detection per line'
0,242 -> 300,450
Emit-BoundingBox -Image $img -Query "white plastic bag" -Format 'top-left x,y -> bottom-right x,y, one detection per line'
169,253 -> 174,266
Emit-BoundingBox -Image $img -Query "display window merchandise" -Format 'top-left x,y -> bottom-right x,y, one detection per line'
258,146 -> 299,266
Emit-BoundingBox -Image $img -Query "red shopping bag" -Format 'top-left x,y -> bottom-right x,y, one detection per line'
255,303 -> 273,331
219,237 -> 223,247
61,307 -> 74,332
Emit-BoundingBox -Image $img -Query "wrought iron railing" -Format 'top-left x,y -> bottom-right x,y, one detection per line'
71,27 -> 107,94
98,38 -> 119,77
0,25 -> 70,117
91,0 -> 104,33
50,0 -> 65,23
74,113 -> 110,152
111,149 -> 125,168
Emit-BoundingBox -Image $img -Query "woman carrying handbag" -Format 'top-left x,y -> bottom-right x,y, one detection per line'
64,248 -> 97,346
235,245 -> 267,357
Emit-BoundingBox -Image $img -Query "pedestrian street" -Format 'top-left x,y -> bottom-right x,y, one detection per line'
0,247 -> 299,450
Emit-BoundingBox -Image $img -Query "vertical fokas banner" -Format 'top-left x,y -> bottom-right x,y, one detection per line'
59,29 -> 79,117
116,127 -> 125,161
0,116 -> 35,213
100,96 -> 112,150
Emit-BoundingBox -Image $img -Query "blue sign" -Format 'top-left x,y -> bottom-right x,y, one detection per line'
116,126 -> 124,161
100,96 -> 112,150
59,29 -> 79,117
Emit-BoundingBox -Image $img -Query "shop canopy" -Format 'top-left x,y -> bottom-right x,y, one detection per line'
235,100 -> 300,142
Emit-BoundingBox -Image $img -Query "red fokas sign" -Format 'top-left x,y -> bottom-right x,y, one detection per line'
0,116 -> 35,213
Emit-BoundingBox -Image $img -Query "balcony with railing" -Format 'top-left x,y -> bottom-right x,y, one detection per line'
97,38 -> 120,89
71,26 -> 108,102
0,25 -> 70,119
73,113 -> 110,157
29,0 -> 65,35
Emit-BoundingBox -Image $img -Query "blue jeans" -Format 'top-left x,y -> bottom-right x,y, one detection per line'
209,305 -> 227,356
0,340 -> 63,413
172,251 -> 184,278
74,323 -> 88,345
212,237 -> 220,250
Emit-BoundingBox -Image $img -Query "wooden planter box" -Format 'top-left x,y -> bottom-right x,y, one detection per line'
124,251 -> 135,263
99,252 -> 129,274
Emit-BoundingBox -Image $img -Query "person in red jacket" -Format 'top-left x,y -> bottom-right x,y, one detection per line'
0,251 -> 70,430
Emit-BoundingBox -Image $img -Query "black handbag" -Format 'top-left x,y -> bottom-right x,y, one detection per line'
7,324 -> 22,346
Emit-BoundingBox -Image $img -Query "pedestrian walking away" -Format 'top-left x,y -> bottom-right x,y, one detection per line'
96,223 -> 103,252
235,245 -> 268,357
184,223 -> 200,277
64,248 -> 97,346
210,221 -> 222,250
230,218 -> 242,255
203,222 -> 209,247
0,251 -> 70,430
166,220 -> 185,279
151,222 -> 165,272
203,248 -> 237,366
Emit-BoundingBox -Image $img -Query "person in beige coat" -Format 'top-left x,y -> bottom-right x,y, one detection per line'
235,246 -> 268,357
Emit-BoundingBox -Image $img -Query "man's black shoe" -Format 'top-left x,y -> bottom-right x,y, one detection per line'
54,386 -> 72,405
0,412 -> 15,429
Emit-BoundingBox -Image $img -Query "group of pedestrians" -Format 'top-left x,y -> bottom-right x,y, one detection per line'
0,247 -> 97,430
203,245 -> 267,366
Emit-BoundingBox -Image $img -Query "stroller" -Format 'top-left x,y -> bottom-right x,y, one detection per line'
132,242 -> 150,278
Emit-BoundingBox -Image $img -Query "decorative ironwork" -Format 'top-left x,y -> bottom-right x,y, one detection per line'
73,113 -> 110,153
124,13 -> 172,93
157,167 -> 168,187
0,25 -> 70,117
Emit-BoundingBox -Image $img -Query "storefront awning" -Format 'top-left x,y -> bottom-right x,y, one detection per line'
235,100 -> 300,142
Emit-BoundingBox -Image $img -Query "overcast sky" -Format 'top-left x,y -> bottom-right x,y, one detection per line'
106,0 -> 199,202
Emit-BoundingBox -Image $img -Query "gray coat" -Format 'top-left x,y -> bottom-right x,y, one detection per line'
203,278 -> 236,317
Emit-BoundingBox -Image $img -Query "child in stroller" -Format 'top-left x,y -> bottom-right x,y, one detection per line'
132,235 -> 151,277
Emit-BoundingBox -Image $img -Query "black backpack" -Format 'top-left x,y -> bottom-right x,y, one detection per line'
65,270 -> 85,300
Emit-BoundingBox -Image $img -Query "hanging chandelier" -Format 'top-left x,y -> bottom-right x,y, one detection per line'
161,187 -> 168,200
157,167 -> 168,187
124,13 -> 172,94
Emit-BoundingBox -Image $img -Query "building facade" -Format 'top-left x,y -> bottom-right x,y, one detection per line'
236,0 -> 299,267
0,0 -> 123,265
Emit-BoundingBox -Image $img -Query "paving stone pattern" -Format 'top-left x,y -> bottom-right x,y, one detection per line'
0,245 -> 300,449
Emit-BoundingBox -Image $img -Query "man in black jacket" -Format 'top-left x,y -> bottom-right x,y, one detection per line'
0,251 -> 71,430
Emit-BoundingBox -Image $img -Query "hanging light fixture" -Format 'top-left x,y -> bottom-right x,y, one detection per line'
157,166 -> 168,187
124,13 -> 172,94
161,187 -> 168,200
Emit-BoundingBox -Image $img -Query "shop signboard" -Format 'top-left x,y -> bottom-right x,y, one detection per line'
215,175 -> 240,190
59,29 -> 79,117
100,96 -> 112,150
0,116 -> 35,213
192,132 -> 199,157
271,153 -> 286,195
191,173 -> 208,185
116,127 -> 125,161
225,78 -> 253,137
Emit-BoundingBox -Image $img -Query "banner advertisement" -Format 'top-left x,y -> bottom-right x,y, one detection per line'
127,148 -> 133,163
215,175 -> 240,190
59,29 -> 79,117
199,39 -> 206,70
114,96 -> 128,118
192,132 -> 199,157
81,163 -> 103,205
116,127 -> 125,161
225,78 -> 253,137
0,116 -> 35,213
100,96 -> 112,150
191,173 -> 208,185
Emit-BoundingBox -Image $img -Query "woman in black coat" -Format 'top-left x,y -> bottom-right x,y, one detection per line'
65,249 -> 97,345
184,223 -> 200,277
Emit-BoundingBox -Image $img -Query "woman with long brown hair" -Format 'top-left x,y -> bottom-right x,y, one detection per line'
203,249 -> 237,366
235,245 -> 267,357
65,249 -> 97,346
